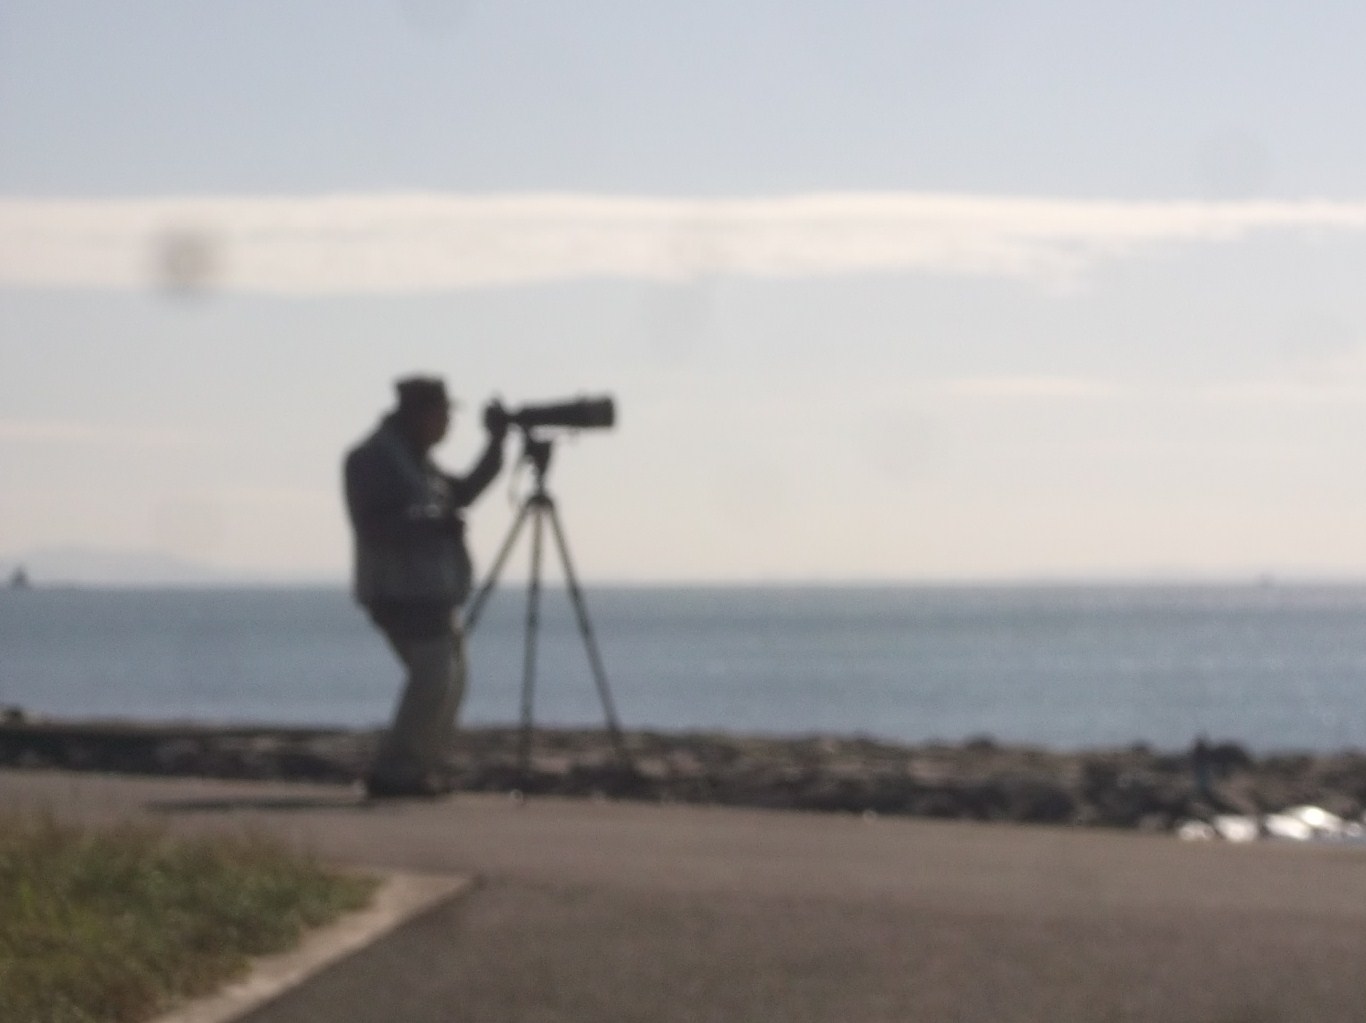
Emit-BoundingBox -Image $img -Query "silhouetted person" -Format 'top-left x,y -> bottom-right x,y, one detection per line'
344,377 -> 507,797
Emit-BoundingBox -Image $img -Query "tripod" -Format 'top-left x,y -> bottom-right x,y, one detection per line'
463,430 -> 632,780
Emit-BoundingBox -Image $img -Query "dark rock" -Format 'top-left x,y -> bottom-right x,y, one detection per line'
3,719 -> 1365,835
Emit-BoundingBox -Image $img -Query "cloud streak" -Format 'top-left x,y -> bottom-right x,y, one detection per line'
4,192 -> 1366,294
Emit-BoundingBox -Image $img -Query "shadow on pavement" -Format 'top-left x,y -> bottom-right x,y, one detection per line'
145,795 -> 370,814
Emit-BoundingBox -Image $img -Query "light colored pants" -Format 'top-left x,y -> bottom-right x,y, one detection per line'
371,621 -> 467,783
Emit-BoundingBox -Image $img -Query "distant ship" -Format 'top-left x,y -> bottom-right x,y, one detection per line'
8,566 -> 31,590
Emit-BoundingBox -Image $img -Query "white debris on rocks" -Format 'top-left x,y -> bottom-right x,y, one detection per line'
1177,805 -> 1366,843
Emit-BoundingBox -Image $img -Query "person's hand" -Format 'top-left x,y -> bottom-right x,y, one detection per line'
483,399 -> 509,442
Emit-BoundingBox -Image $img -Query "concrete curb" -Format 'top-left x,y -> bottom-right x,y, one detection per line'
150,870 -> 474,1023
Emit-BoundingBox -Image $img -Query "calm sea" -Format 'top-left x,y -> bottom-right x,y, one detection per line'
2,584 -> 1365,753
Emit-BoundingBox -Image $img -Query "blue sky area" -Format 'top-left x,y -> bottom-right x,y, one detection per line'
4,2 -> 1366,583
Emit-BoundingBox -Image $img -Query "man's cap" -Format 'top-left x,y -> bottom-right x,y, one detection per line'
395,376 -> 452,411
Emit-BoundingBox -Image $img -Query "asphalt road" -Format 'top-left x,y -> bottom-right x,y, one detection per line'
6,769 -> 1366,1022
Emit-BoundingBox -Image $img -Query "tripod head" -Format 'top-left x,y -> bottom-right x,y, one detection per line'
518,429 -> 557,491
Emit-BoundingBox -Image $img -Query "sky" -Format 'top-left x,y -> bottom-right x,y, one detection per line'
5,2 -> 1366,583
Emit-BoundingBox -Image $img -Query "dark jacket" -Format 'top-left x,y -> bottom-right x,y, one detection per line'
343,415 -> 503,612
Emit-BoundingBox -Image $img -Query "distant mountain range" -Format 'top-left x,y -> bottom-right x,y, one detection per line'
0,547 -> 316,587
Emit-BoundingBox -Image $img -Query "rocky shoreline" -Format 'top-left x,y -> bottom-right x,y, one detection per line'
3,714 -> 1366,831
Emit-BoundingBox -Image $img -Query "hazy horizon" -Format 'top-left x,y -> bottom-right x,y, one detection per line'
5,543 -> 1365,591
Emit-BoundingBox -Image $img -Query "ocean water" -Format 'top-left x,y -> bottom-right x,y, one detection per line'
2,584 -> 1365,753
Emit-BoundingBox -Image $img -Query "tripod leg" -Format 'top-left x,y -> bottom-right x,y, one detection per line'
544,501 -> 633,772
518,500 -> 547,780
463,498 -> 533,633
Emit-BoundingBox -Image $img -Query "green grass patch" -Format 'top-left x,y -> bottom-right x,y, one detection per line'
0,813 -> 378,1023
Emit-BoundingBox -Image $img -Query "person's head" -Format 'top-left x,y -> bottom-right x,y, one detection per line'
393,376 -> 453,450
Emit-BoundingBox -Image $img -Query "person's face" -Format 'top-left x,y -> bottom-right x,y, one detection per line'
415,402 -> 451,450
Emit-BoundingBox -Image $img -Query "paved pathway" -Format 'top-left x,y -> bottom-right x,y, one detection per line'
6,769 -> 1366,1022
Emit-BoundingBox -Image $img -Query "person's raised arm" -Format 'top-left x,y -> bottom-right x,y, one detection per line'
447,399 -> 508,507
